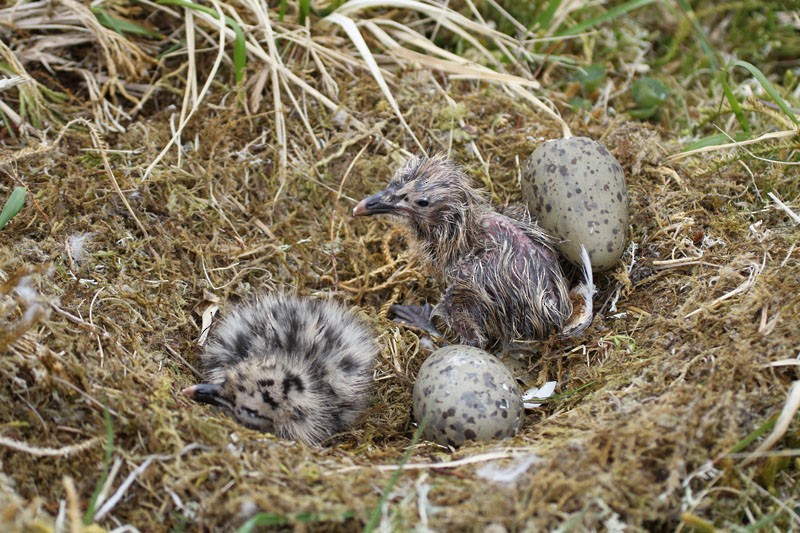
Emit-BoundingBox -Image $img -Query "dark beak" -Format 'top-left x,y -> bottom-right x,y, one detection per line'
353,188 -> 399,217
183,383 -> 227,408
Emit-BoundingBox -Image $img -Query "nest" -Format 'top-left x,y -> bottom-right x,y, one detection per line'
1,1 -> 799,530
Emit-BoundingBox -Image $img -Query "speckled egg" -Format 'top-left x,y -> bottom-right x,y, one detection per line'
412,345 -> 523,447
522,137 -> 628,271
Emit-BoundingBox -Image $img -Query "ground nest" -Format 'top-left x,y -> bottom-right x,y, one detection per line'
1,7 -> 800,531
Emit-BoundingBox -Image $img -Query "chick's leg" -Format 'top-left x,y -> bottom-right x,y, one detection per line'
440,286 -> 488,348
389,303 -> 443,338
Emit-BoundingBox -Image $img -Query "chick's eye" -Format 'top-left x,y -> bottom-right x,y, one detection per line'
415,199 -> 430,207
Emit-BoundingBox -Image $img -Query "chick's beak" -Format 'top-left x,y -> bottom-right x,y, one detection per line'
182,383 -> 226,407
353,188 -> 399,217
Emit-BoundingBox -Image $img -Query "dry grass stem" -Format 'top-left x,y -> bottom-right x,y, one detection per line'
768,192 -> 800,225
0,436 -> 102,457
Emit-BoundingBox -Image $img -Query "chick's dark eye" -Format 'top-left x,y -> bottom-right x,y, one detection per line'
415,199 -> 430,207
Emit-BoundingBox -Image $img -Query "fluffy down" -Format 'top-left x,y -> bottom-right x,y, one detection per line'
183,294 -> 378,445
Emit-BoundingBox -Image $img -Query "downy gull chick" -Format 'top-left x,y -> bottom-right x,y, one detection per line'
183,293 -> 378,445
353,155 -> 594,348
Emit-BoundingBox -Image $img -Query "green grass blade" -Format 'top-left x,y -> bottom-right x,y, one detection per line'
158,41 -> 185,58
92,9 -> 164,38
674,0 -> 718,69
157,0 -> 246,83
230,21 -> 246,83
682,132 -> 750,153
237,513 -> 290,531
0,186 -> 26,230
556,0 -> 658,36
726,413 -> 777,456
299,0 -> 311,26
83,407 -> 115,525
720,73 -> 750,134
551,379 -> 598,402
733,59 -> 800,126
0,110 -> 13,141
739,512 -> 782,532
532,0 -> 562,31
157,0 -> 216,22
314,0 -> 345,18
363,421 -> 426,533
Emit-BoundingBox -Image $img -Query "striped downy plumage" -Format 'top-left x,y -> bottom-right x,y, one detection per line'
353,155 -> 593,348
183,294 -> 378,445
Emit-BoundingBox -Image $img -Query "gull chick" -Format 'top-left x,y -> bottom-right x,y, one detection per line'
183,294 -> 378,445
353,155 -> 593,347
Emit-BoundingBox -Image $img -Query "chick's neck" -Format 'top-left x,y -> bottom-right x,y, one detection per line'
409,199 -> 489,276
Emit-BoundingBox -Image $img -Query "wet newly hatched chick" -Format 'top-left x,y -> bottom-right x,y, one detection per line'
183,294 -> 378,445
353,155 -> 594,348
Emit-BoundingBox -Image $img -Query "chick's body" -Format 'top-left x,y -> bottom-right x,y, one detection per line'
354,156 -> 574,347
184,294 -> 377,445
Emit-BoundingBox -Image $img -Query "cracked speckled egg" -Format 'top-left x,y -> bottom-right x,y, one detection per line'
412,345 -> 523,447
522,137 -> 628,271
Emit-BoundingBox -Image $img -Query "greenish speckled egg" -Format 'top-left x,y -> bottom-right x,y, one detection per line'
522,137 -> 629,271
412,345 -> 523,447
